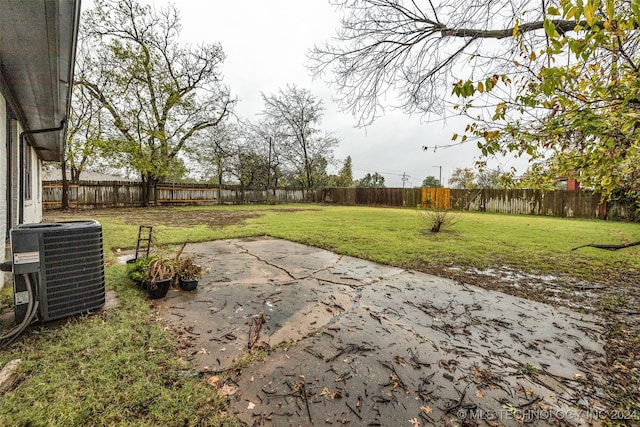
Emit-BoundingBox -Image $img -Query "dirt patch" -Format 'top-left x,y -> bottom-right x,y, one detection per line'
44,206 -> 263,228
43,206 -> 319,229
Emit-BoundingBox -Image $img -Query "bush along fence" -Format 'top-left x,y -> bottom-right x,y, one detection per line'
43,181 -> 631,220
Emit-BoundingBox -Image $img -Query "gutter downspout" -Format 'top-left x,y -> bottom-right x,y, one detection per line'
18,119 -> 66,224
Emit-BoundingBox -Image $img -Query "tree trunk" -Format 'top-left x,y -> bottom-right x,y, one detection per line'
217,166 -> 223,205
61,160 -> 69,210
71,166 -> 81,183
141,175 -> 156,207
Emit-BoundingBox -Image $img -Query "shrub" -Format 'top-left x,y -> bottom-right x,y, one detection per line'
419,208 -> 460,233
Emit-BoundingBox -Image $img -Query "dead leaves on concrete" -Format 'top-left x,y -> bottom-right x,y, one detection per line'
207,374 -> 239,399
248,313 -> 265,350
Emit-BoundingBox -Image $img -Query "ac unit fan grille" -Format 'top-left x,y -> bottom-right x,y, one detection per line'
41,227 -> 105,320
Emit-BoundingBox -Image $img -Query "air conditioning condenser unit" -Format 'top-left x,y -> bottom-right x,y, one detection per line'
9,220 -> 106,323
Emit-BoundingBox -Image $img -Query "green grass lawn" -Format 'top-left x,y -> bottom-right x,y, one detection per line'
0,265 -> 239,426
92,204 -> 640,280
1,204 -> 638,425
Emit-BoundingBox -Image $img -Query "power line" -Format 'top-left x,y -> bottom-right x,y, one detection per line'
352,165 -> 422,180
421,135 -> 484,152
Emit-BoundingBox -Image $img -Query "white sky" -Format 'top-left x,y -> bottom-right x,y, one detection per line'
107,0 -> 529,187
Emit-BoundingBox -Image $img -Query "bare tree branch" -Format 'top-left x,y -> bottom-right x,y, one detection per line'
309,0 -> 591,124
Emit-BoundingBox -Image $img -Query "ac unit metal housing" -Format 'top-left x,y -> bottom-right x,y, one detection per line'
10,220 -> 106,323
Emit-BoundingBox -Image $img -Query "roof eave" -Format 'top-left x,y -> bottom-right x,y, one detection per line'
0,0 -> 81,162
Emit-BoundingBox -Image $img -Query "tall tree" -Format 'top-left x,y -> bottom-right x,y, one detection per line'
511,161 -> 559,191
288,155 -> 331,188
358,172 -> 386,188
261,85 -> 338,194
190,119 -> 239,187
422,175 -> 442,188
232,151 -> 269,188
76,0 -> 234,205
477,169 -> 508,189
448,167 -> 477,189
62,80 -> 107,209
66,83 -> 107,184
336,155 -> 354,187
245,118 -> 286,193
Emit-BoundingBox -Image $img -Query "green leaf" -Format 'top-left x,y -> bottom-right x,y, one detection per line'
547,6 -> 561,15
543,19 -> 559,38
584,2 -> 595,25
633,0 -> 640,21
485,78 -> 494,92
605,0 -> 614,18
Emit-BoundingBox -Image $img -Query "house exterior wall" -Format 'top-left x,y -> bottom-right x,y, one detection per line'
9,120 -> 18,230
22,142 -> 42,224
1,91 -> 45,290
0,93 -> 6,289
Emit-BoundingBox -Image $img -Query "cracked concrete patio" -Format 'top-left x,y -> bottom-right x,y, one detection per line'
152,237 -> 606,427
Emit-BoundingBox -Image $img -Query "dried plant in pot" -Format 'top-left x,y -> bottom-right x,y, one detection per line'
147,257 -> 175,299
176,258 -> 202,291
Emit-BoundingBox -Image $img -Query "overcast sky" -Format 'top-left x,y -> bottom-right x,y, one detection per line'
121,0 -> 528,187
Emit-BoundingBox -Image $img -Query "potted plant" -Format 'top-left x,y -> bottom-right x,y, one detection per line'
147,257 -> 175,299
126,256 -> 155,289
176,257 -> 202,291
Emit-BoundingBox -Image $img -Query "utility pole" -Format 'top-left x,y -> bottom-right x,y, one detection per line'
401,172 -> 408,189
433,165 -> 442,187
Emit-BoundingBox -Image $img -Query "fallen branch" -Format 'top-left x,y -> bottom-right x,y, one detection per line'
572,240 -> 640,251
345,400 -> 362,420
300,382 -> 313,425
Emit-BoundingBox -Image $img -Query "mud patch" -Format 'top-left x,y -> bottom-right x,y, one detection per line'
45,206 -> 262,228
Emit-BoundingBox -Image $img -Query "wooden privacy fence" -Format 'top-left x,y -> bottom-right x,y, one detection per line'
43,181 -> 316,208
320,187 -> 450,209
320,187 -> 617,220
421,188 -> 451,210
44,180 -> 630,221
43,181 -> 145,208
448,188 -> 603,219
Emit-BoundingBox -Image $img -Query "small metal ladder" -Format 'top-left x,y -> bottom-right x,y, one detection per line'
135,226 -> 153,260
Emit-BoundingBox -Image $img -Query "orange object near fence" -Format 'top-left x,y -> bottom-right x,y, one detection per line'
421,187 -> 450,210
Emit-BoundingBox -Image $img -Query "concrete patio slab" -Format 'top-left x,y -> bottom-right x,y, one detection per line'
152,237 -> 606,427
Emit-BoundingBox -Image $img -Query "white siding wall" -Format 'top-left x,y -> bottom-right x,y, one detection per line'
22,143 -> 42,224
0,94 -> 6,290
9,120 -> 18,229
0,103 -> 45,290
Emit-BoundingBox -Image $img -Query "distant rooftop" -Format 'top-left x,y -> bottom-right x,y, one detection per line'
43,169 -> 137,182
